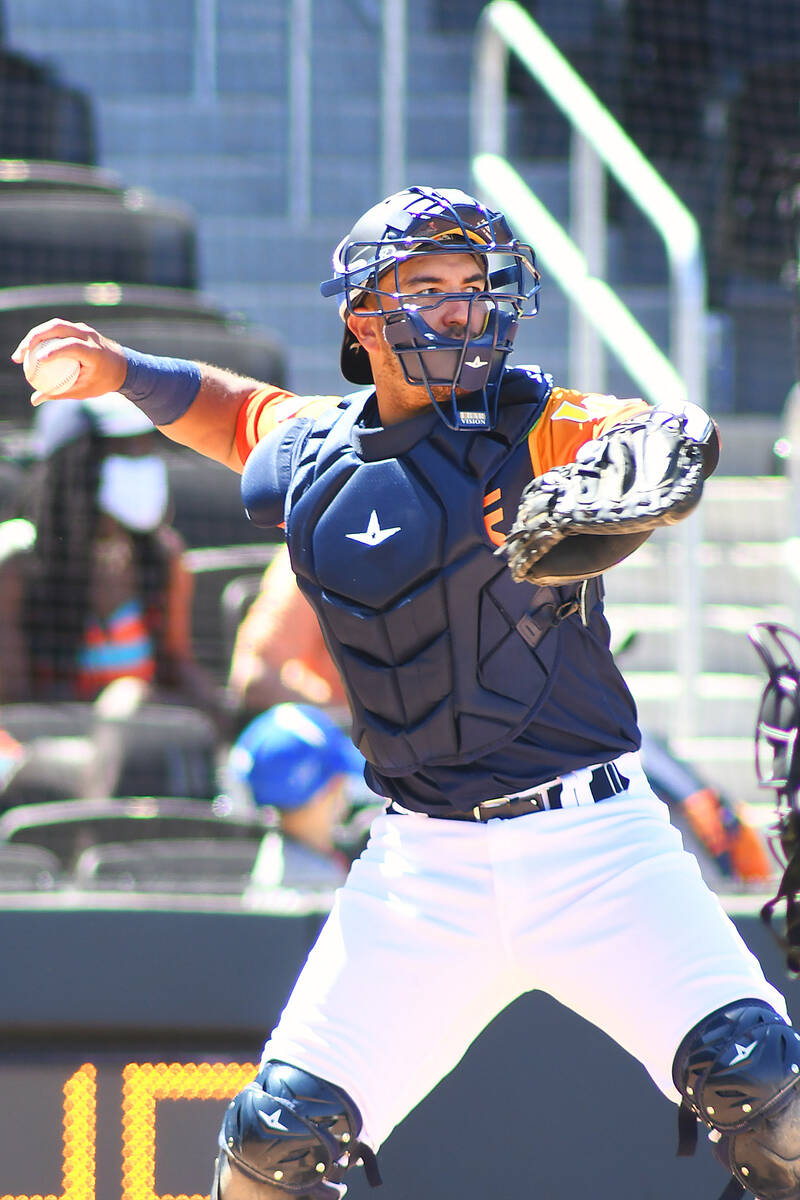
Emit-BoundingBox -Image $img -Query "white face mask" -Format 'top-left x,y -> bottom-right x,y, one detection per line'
97,454 -> 169,533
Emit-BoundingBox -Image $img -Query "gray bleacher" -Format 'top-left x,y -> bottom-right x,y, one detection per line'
1,0 -> 799,808
1,0 -> 480,397
3,0 -> 796,410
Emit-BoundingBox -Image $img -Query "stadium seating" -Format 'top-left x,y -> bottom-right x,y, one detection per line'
0,48 -> 94,163
0,701 -> 220,804
185,545 -> 278,680
0,161 -> 195,291
0,841 -> 61,890
0,796 -> 273,871
72,835 -> 262,893
0,280 -> 286,430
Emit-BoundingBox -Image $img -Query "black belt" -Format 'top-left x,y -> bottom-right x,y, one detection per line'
388,761 -> 629,823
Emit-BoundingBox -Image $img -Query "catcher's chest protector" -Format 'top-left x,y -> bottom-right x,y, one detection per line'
280,371 -> 607,774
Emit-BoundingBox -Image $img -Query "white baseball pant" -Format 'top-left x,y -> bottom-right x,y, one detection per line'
262,751 -> 786,1150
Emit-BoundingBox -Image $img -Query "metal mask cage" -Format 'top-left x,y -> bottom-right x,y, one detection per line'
749,622 -> 800,794
320,187 -> 542,426
335,238 -> 541,320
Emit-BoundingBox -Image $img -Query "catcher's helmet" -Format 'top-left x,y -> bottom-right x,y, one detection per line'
319,185 -> 540,430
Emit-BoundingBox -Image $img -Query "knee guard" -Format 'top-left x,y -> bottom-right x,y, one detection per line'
673,1000 -> 800,1199
212,1060 -> 380,1200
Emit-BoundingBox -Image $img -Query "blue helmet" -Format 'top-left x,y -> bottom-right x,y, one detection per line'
320,185 -> 540,431
228,703 -> 365,811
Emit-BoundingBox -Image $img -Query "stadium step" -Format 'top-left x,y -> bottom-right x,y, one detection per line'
97,97 -> 289,158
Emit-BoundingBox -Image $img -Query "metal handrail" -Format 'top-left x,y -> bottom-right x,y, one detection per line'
471,0 -> 707,410
471,0 -> 706,743
473,153 -> 687,407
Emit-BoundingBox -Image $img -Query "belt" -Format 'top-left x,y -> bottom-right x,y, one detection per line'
387,761 -> 629,823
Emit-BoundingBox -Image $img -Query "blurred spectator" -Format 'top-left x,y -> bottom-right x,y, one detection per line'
0,393 -> 220,711
226,702 -> 370,896
0,394 -> 225,801
228,544 -> 349,719
640,730 -> 772,886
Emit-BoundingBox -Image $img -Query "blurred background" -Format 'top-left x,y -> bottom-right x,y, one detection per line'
0,0 -> 794,813
0,4 -> 798,1196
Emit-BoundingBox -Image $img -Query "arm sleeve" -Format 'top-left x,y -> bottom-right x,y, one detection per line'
527,388 -> 650,476
516,390 -> 654,585
235,386 -> 341,463
234,386 -> 344,528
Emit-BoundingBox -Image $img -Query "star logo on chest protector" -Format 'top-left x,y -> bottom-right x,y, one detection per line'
259,1108 -> 289,1132
346,510 -> 401,546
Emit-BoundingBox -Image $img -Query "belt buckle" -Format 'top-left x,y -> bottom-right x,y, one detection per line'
519,779 -> 560,812
525,786 -> 552,813
472,797 -> 511,821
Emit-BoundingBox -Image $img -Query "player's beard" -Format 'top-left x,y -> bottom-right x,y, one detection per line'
378,323 -> 473,414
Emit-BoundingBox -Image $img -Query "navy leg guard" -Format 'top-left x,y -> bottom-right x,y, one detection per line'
213,1060 -> 380,1200
673,1000 -> 800,1199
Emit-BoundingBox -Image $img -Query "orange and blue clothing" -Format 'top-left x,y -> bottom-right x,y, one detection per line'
75,597 -> 156,698
232,365 -> 648,814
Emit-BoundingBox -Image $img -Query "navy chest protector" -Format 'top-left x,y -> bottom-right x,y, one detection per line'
243,371 -> 602,775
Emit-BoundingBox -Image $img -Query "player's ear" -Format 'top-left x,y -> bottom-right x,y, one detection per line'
346,310 -> 380,355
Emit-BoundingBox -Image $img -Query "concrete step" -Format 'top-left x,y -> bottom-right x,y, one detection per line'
603,539 -> 796,606
5,0 -> 197,33
97,97 -> 288,158
699,476 -> 791,539
6,28 -> 287,100
628,671 -> 761,741
102,153 -> 289,218
606,603 -> 793,674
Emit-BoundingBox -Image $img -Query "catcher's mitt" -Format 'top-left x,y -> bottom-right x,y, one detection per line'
501,409 -> 706,586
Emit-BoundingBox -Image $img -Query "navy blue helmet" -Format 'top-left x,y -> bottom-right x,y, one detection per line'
320,185 -> 540,431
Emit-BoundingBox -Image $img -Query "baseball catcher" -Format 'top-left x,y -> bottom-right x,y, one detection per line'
15,184 -> 800,1200
500,398 -> 719,585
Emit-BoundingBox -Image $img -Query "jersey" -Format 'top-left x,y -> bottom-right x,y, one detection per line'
235,369 -> 646,812
75,597 -> 156,698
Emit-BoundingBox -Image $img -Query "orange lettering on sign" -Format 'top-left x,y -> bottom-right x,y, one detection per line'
1,1063 -> 97,1200
121,1061 -> 256,1200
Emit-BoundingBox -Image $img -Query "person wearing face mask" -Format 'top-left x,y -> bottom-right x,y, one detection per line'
0,393 -> 223,725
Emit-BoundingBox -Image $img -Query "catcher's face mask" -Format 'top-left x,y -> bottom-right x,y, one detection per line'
320,185 -> 540,431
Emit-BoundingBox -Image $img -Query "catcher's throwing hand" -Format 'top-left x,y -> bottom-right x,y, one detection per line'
11,318 -> 128,405
501,407 -> 708,585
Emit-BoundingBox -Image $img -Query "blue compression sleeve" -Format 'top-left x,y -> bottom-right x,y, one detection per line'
119,348 -> 202,425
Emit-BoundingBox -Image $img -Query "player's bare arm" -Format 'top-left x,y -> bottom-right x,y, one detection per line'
12,318 -> 258,473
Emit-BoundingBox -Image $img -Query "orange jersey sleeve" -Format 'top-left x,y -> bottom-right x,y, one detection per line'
527,388 -> 650,477
235,386 -> 343,464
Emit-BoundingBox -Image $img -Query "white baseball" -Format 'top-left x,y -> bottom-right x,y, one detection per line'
23,338 -> 81,396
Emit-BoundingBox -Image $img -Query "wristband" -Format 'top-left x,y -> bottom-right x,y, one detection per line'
119,348 -> 202,426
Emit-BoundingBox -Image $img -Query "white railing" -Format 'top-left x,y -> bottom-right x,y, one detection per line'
195,0 -> 407,224
287,0 -> 408,222
471,0 -> 708,743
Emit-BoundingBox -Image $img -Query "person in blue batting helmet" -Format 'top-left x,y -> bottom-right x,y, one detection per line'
228,702 -> 365,872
